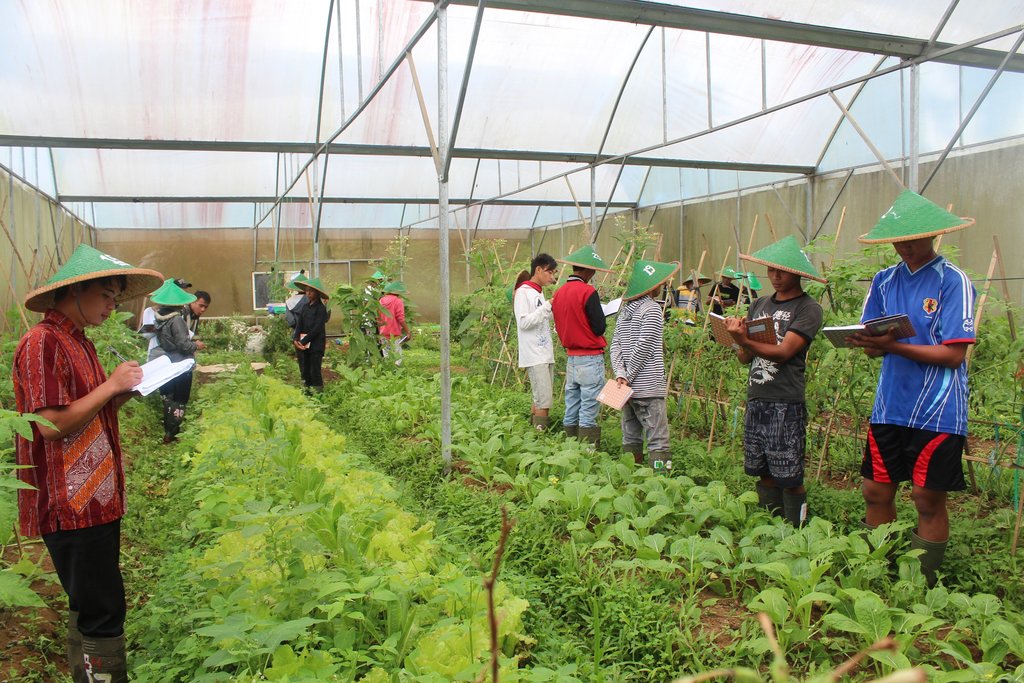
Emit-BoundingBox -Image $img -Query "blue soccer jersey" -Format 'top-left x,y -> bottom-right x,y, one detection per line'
861,255 -> 976,436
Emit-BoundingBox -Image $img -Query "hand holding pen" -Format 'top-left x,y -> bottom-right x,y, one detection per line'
108,347 -> 143,393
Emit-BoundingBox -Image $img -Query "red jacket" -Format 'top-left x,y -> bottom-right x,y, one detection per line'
552,277 -> 606,356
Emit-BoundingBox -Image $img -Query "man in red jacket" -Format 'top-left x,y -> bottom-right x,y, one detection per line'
551,246 -> 613,448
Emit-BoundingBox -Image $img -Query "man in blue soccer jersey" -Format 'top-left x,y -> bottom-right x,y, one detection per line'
848,191 -> 977,587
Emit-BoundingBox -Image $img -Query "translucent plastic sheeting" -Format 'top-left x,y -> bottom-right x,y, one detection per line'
2,147 -> 57,197
638,167 -> 802,207
91,203 -> 259,230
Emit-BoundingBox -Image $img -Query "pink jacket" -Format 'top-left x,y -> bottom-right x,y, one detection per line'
378,294 -> 406,338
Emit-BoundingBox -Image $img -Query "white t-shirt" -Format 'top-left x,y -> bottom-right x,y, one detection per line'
140,306 -> 160,352
513,283 -> 554,368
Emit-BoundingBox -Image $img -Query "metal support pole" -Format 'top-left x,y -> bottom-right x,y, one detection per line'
805,177 -> 813,243
909,63 -> 920,192
438,3 -> 452,467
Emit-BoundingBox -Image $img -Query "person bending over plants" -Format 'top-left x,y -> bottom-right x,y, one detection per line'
513,253 -> 558,430
846,191 -> 977,587
13,244 -> 164,682
725,237 -> 825,527
611,259 -> 679,471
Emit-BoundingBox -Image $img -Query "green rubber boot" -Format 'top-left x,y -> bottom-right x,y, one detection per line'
782,491 -> 808,527
755,482 -> 783,517
623,443 -> 644,466
910,531 -> 947,588
563,424 -> 579,438
67,611 -> 87,683
578,426 -> 601,450
531,415 -> 550,431
82,634 -> 128,683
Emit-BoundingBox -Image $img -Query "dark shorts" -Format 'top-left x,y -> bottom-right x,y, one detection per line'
861,423 -> 966,491
743,400 -> 807,488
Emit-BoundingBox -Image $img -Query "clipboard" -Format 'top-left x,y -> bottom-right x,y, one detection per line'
596,379 -> 633,410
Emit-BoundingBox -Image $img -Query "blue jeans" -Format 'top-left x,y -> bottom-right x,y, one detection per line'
564,354 -> 605,428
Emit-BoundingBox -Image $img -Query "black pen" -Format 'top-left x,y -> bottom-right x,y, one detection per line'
108,346 -> 131,364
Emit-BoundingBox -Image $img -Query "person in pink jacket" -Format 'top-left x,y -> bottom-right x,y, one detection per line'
378,281 -> 412,365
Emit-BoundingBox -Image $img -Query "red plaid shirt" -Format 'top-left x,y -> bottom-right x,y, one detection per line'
14,310 -> 125,537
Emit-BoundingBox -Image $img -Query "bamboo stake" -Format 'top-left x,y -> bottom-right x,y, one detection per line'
965,248 -> 999,367
829,206 -> 847,268
706,375 -> 725,452
815,390 -> 842,482
764,213 -> 780,242
563,177 -> 590,241
598,244 -> 624,285
1012,480 -> 1024,556
992,235 -> 1017,341
745,214 -> 759,254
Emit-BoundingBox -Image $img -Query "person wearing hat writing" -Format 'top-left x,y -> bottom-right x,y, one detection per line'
724,237 -> 825,527
150,279 -> 206,443
292,277 -> 331,393
611,260 -> 679,471
378,281 -> 412,366
12,244 -> 164,682
551,246 -> 612,447
847,191 -> 977,587
707,267 -> 741,315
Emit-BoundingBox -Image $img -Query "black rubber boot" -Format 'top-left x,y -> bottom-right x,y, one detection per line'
578,426 -> 601,449
911,531 -> 947,588
82,634 -> 128,683
563,424 -> 579,438
67,612 -> 87,683
782,490 -> 807,527
755,482 -> 783,517
623,443 -> 644,465
531,415 -> 550,431
648,450 -> 673,475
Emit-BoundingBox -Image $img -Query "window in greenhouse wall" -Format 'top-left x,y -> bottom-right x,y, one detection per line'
91,203 -> 258,230
917,62 -> 963,154
638,167 -> 685,207
1,147 -> 57,197
960,68 -> 1024,145
680,168 -> 711,200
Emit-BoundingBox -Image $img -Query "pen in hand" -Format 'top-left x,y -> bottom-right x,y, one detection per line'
108,346 -> 131,364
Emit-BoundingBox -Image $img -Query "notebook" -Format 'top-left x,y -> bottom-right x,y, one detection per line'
134,356 -> 196,397
596,379 -> 633,410
708,312 -> 778,349
601,297 -> 622,317
821,313 -> 916,348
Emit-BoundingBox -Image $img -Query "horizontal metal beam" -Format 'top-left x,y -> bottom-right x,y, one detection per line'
429,0 -> 1024,72
0,135 -> 813,174
57,195 -> 635,208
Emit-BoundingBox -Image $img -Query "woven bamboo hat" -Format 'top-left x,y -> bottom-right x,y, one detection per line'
680,271 -> 711,288
561,245 -> 613,272
384,281 -> 406,294
739,272 -> 763,291
740,236 -> 827,284
24,244 -> 164,313
300,277 -> 330,299
286,274 -> 309,292
859,190 -> 974,244
623,260 -> 680,301
149,279 -> 198,306
716,267 -> 741,279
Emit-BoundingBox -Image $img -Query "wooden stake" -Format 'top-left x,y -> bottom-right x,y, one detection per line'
1012,482 -> 1024,557
563,177 -> 590,241
706,375 -> 725,452
965,248 -> 998,367
815,390 -> 842,482
745,214 -> 759,255
764,213 -> 779,242
829,206 -> 847,268
992,235 -> 1017,341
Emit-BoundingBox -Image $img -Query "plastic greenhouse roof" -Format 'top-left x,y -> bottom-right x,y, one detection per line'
2,1 -> 1023,230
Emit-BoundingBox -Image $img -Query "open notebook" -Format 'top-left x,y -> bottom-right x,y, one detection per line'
821,313 -> 916,348
708,312 -> 778,349
134,356 -> 196,396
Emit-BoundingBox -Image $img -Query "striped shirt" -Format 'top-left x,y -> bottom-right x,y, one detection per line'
14,310 -> 125,536
611,297 -> 667,399
862,255 -> 976,436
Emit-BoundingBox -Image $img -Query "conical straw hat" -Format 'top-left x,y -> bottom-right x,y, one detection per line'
560,246 -> 613,272
859,190 -> 974,243
740,236 -> 827,284
623,260 -> 681,301
24,244 -> 164,313
301,277 -> 331,299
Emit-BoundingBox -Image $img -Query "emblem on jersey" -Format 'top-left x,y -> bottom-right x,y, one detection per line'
963,318 -> 974,332
922,297 -> 938,314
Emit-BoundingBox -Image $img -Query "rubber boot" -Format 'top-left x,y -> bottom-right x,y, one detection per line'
82,634 -> 128,683
623,443 -> 644,466
563,424 -> 579,438
161,397 -> 177,443
910,531 -> 947,588
578,426 -> 601,450
67,611 -> 87,683
648,450 -> 673,475
531,415 -> 550,431
782,490 -> 807,527
755,482 -> 783,518
168,401 -> 185,439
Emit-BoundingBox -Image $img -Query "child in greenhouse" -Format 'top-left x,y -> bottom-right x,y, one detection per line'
551,246 -> 612,447
847,191 -> 976,587
514,253 -> 558,430
13,244 -> 163,683
611,260 -> 679,470
292,277 -> 331,393
378,280 -> 412,365
150,279 -> 206,443
724,237 -> 825,527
